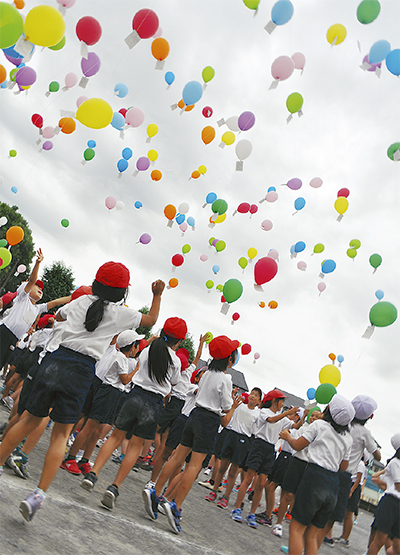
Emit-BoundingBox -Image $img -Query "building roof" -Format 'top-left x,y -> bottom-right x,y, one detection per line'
195,358 -> 249,392
275,387 -> 306,409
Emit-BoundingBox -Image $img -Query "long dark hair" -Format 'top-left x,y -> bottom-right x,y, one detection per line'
84,280 -> 127,332
148,330 -> 179,385
323,407 -> 349,435
351,417 -> 368,426
387,448 -> 400,466
208,350 -> 237,372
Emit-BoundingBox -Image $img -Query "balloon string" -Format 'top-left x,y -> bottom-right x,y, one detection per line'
340,340 -> 370,388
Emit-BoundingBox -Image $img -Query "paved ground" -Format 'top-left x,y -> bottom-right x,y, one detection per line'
0,404 -> 371,555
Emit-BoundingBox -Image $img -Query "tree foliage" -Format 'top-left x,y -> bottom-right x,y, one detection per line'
136,306 -> 152,339
180,333 -> 195,364
41,261 -> 75,305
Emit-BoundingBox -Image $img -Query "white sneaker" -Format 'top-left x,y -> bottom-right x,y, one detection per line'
198,479 -> 214,490
145,480 -> 156,489
272,524 -> 283,537
204,467 -> 212,475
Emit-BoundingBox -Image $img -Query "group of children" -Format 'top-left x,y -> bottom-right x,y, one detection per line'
0,250 -> 399,555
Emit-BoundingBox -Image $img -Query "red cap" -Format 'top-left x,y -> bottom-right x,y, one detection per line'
37,314 -> 55,329
176,348 -> 190,371
209,335 -> 240,360
163,317 -> 187,340
263,389 -> 286,403
95,262 -> 130,288
1,291 -> 17,307
191,365 -> 207,384
138,339 -> 148,353
71,285 -> 92,301
241,392 -> 249,404
36,280 -> 44,290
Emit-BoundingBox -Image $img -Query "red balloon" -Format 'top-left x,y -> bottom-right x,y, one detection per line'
254,257 -> 278,286
241,343 -> 252,355
31,113 -> 43,129
337,188 -> 350,198
172,254 -> 184,267
237,202 -> 250,214
202,106 -> 213,118
132,9 -> 159,39
232,312 -> 240,321
119,108 -> 127,117
249,204 -> 258,215
221,295 -> 226,303
76,16 -> 102,46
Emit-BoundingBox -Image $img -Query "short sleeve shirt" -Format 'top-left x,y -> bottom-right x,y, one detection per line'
302,419 -> 353,472
2,283 -> 48,339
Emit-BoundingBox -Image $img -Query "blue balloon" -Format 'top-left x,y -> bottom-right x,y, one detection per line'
134,201 -> 143,209
268,186 -> 277,192
114,82 -> 128,98
122,147 -> 133,160
375,289 -> 384,301
0,81 -> 7,89
187,216 -> 195,227
337,355 -> 344,364
369,40 -> 391,64
294,197 -> 306,211
117,159 -> 128,173
321,259 -> 336,274
175,213 -> 185,225
271,0 -> 294,25
306,387 -> 315,400
294,241 -> 306,253
11,186 -> 18,194
232,349 -> 240,368
111,112 -> 125,131
386,49 -> 400,76
165,71 -> 175,85
206,192 -> 217,204
182,80 -> 203,106
212,264 -> 220,274
87,140 -> 96,148
290,244 -> 295,255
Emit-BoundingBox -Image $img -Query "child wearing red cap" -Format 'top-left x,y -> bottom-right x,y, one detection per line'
143,335 -> 238,534
0,261 -> 164,522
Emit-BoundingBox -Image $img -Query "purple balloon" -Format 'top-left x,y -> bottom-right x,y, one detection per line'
362,54 -> 381,72
42,141 -> 53,151
139,233 -> 151,245
212,239 -> 219,247
287,177 -> 302,190
136,156 -> 150,171
81,52 -> 101,78
238,111 -> 255,131
15,66 -> 37,87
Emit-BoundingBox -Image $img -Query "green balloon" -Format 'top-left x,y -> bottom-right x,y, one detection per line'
182,244 -> 191,254
49,36 -> 66,51
209,237 -> 215,246
211,199 -> 228,216
216,284 -> 223,292
49,81 -> 60,92
0,246 -> 12,269
84,148 -> 95,161
215,240 -> 226,252
387,143 -> 400,161
243,0 -> 261,9
313,243 -> 325,254
205,280 -> 214,290
9,149 -> 17,157
315,383 -> 336,405
0,239 -> 7,248
61,219 -> 69,228
9,68 -> 18,82
202,66 -> 215,84
223,278 -> 243,304
356,0 -> 381,24
369,253 -> 382,269
238,256 -> 248,270
349,239 -> 361,249
346,248 -> 357,259
286,93 -> 303,114
369,301 -> 397,327
0,3 -> 23,49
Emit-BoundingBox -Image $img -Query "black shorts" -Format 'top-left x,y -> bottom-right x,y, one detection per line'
81,375 -> 103,417
372,494 -> 400,539
157,396 -> 185,435
347,483 -> 361,513
180,406 -> 221,454
15,347 -> 42,378
281,457 -> 307,494
0,325 -> 18,368
220,430 -> 251,467
165,414 -> 188,450
7,346 -> 23,367
115,385 -> 163,440
25,346 -> 96,424
245,437 -> 275,475
291,463 -> 339,529
269,450 -> 293,486
89,383 -> 126,425
213,427 -> 230,459
329,471 -> 352,523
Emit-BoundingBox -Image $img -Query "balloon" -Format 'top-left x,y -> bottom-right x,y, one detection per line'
76,16 -> 101,45
205,332 -> 213,344
175,215 -> 185,226
31,114 -> 43,129
205,280 -> 214,290
182,80 -> 203,105
286,93 -> 303,114
249,204 -> 258,215
369,253 -> 382,270
58,117 -> 76,134
321,260 -> 336,274
119,147 -> 132,161
151,37 -> 169,61
238,111 -> 255,132
349,239 -> 361,249
319,364 -> 341,387
307,388 -> 316,400
329,353 -> 336,362
172,254 -> 184,268
287,178 -> 302,190
165,71 -> 175,85
42,126 -> 54,139
115,201 -> 124,211
81,53 -> 101,78
202,126 -> 215,145
215,240 -> 226,253
0,65 -> 6,84
198,166 -> 207,175
177,202 -> 189,215
151,169 -> 162,181
369,301 -> 397,327
232,312 -> 240,321
294,197 -> 306,211
180,223 -> 188,233
212,199 -> 228,215
112,82 -> 128,98
147,150 -> 158,163
24,5 -> 65,47
334,196 -> 349,216
182,244 -> 191,254
200,254 -> 208,262
192,171 -> 200,179
221,131 -> 235,146
164,204 -> 177,221
48,36 -> 65,51
9,149 -> 17,157
235,140 -> 253,160
84,148 -> 95,161
238,257 -> 248,270
42,141 -> 53,151
337,355 -> 344,364
258,301 -> 265,308
89,140 -> 98,150
357,0 -> 381,24
136,157 -> 150,172
202,106 -> 213,118
268,300 -> 278,309
147,123 -> 158,139
297,261 -> 307,271
387,143 -> 400,161
76,95 -> 88,108
11,186 -> 18,194
48,81 -> 60,93
126,107 -> 145,127
241,343 -> 251,355
132,9 -> 159,39
310,177 -> 323,188
223,279 -> 243,303
117,159 -> 128,173
6,225 -> 24,246
369,40 -> 391,64
313,243 -> 325,254
206,192 -> 217,204
15,66 -> 36,87
292,52 -> 306,70
202,66 -> 215,83
243,0 -> 260,9
111,112 -> 125,130
105,196 -> 116,210
362,54 -> 381,72
139,233 -> 151,245
347,248 -> 357,259
315,383 -> 337,404
271,0 -> 294,25
169,278 -> 179,289
317,282 -> 326,293
268,249 -> 279,260
261,220 -> 273,231
386,49 -> 400,77
134,201 -> 142,209
271,56 -> 295,81
76,98 -> 113,129
0,3 -> 23,49
0,247 -> 12,269
326,24 -> 347,46
375,290 -> 384,301
60,219 -> 69,228
294,241 -> 305,253
337,188 -> 350,198
254,257 -> 278,286
248,247 -> 257,260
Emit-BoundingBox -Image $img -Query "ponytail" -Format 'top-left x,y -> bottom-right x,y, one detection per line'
84,280 -> 127,332
386,447 -> 400,466
148,330 -> 177,385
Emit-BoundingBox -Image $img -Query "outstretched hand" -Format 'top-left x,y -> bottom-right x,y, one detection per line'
36,248 -> 44,264
151,280 -> 165,296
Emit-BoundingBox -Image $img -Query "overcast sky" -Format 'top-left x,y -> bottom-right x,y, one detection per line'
1,0 -> 399,459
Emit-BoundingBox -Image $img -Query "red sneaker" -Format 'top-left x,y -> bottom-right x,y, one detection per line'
205,491 -> 217,502
272,507 -> 279,515
60,459 -> 82,475
285,512 -> 292,521
78,461 -> 92,475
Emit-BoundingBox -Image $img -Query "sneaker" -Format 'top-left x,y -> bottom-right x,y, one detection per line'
280,547 -> 289,554
204,467 -> 212,475
101,484 -> 119,510
353,519 -> 358,525
60,459 -> 82,475
13,458 -> 30,479
2,396 -> 14,410
77,461 -> 91,476
284,511 -> 292,521
323,537 -> 335,547
80,470 -> 97,491
259,515 -> 273,527
233,483 -> 241,493
142,487 -> 158,520
255,511 -> 267,523
19,489 -> 46,522
231,508 -> 243,522
133,456 -> 146,472
334,537 -> 349,547
217,497 -> 229,509
145,480 -> 156,490
272,507 -> 279,515
272,524 -> 283,538
164,500 -> 181,534
205,491 -> 217,502
246,513 -> 258,528
140,460 -> 154,471
198,479 -> 214,490
157,494 -> 167,515
112,454 -> 124,464
4,452 -> 19,472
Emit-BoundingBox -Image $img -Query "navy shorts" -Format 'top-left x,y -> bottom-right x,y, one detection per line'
15,347 -> 41,378
157,396 -> 185,435
220,429 -> 251,467
347,483 -> 362,513
165,414 -> 188,450
25,346 -> 96,424
291,463 -> 339,529
372,494 -> 400,539
329,471 -> 352,523
245,437 -> 275,475
89,383 -> 126,425
81,375 -> 103,417
0,325 -> 18,368
213,427 -> 230,459
281,456 -> 307,494
115,385 -> 163,440
180,406 -> 221,454
269,450 -> 293,486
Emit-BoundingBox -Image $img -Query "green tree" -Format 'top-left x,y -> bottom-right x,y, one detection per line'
41,261 -> 75,305
0,203 -> 35,294
136,306 -> 152,339
180,333 -> 195,364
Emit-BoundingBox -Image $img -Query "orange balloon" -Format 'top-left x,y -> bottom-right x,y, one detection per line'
6,226 -> 24,246
151,169 -> 162,181
259,301 -> 266,308
177,99 -> 194,111
164,204 -> 177,220
0,65 -> 6,84
268,300 -> 278,309
169,278 -> 179,288
328,353 -> 336,361
58,117 -> 76,134
185,104 -> 194,112
14,0 -> 25,8
151,37 -> 170,61
191,171 -> 200,179
202,126 -> 215,145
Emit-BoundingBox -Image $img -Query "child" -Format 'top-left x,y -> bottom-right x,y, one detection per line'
0,261 -> 164,522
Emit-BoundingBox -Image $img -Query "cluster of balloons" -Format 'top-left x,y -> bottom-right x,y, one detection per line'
335,187 -> 350,221
104,196 -> 124,211
270,52 -> 305,87
209,237 -> 226,253
346,238 -> 361,259
190,165 -> 207,179
367,40 -> 400,77
0,225 -> 24,270
83,139 -> 96,162
117,147 -> 133,174
233,202 -> 258,217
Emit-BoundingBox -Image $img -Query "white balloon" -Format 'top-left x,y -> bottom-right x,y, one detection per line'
115,201 -> 125,211
226,116 -> 239,132
178,202 -> 189,214
235,139 -> 253,161
0,216 -> 8,227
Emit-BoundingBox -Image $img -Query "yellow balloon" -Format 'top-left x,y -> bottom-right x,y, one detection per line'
222,131 -> 235,146
248,247 -> 258,260
214,213 -> 226,224
319,364 -> 341,387
147,149 -> 158,162
24,5 -> 65,47
76,98 -> 113,130
326,24 -> 347,46
198,165 -> 207,175
334,196 -> 349,215
147,123 -> 158,138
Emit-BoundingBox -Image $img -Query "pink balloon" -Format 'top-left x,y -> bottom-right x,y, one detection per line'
136,157 -> 150,171
271,56 -> 295,81
310,177 -> 323,188
139,233 -> 151,245
268,249 -> 279,260
57,0 -> 76,7
200,253 -> 208,262
362,55 -> 381,72
291,52 -> 306,70
287,177 -> 302,190
318,282 -> 326,293
237,202 -> 250,214
179,223 -> 188,232
81,52 -> 101,78
337,188 -> 350,198
261,220 -> 273,231
65,72 -> 78,89
42,126 -> 55,139
249,204 -> 258,215
42,141 -> 53,151
17,264 -> 26,273
126,107 -> 145,127
76,95 -> 88,107
105,196 -> 116,210
265,191 -> 278,203
254,352 -> 260,360
297,261 -> 307,271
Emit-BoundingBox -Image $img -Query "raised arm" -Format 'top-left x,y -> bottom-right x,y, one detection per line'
47,295 -> 71,311
140,280 -> 165,327
192,334 -> 208,367
24,249 -> 44,295
267,406 -> 298,424
279,428 -> 310,451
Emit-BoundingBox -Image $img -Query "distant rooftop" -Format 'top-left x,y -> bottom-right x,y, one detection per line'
196,358 -> 249,392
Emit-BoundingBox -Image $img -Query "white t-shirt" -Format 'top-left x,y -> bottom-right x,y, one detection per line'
132,345 -> 181,397
347,423 -> 378,476
195,369 -> 232,416
228,404 -> 260,437
16,333 -> 30,351
171,362 -> 196,400
302,419 -> 353,473
59,295 -> 141,360
28,328 -> 53,351
254,408 -> 292,444
101,350 -> 129,392
181,386 -> 198,417
351,460 -> 366,482
384,457 -> 400,500
95,345 -> 117,381
293,422 -> 310,462
38,312 -> 66,364
281,439 -> 295,455
2,283 -> 48,339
